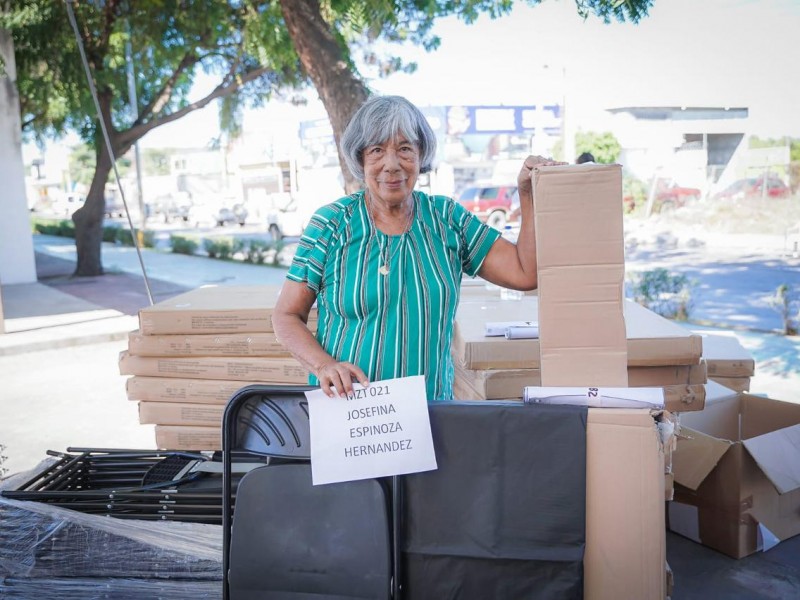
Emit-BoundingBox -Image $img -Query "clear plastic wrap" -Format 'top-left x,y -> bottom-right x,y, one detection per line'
0,496 -> 222,580
0,577 -> 220,599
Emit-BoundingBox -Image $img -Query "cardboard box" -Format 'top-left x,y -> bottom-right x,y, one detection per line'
139,401 -> 225,426
453,359 -> 707,401
534,164 -> 627,386
126,376 -> 247,404
155,425 -> 221,451
119,351 -> 309,383
585,407 -> 667,599
453,298 -> 703,370
138,284 -> 317,335
127,329 -> 291,357
697,331 -> 755,377
670,384 -> 800,558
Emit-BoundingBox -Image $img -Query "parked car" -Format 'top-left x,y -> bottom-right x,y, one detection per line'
215,203 -> 248,227
456,183 -> 518,229
713,176 -> 791,201
654,181 -> 701,211
751,175 -> 791,199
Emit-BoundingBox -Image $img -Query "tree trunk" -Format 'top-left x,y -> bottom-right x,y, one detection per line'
280,0 -> 369,194
72,141 -> 113,276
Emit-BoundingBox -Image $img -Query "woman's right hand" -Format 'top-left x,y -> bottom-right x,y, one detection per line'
316,360 -> 370,398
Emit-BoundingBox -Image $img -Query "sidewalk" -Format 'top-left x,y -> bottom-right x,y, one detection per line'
0,235 -> 290,355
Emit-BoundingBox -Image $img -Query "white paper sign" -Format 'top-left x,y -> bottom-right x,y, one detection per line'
306,375 -> 437,485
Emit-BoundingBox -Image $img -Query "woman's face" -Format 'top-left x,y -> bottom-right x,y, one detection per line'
362,136 -> 420,206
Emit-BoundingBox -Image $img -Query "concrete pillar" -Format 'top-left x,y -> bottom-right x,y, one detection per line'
0,28 -> 37,285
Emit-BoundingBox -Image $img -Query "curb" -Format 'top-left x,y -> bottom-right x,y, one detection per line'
0,315 -> 138,356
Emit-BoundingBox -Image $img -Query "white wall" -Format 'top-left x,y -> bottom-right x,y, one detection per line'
0,29 -> 36,285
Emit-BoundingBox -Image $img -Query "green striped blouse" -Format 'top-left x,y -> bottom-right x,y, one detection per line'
287,190 -> 500,401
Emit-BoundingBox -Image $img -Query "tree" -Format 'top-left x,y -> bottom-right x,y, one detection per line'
575,130 -> 622,164
5,0 -> 652,276
5,0 -> 301,275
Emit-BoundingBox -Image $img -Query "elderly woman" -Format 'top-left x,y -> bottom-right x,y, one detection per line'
272,95 -> 560,401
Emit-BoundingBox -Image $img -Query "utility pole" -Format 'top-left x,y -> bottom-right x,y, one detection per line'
125,33 -> 146,227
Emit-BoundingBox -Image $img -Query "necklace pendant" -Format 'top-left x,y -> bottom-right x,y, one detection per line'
379,264 -> 390,276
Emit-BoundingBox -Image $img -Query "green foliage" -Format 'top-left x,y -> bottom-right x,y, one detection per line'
203,237 -> 237,260
57,220 -> 76,238
622,176 -> 648,213
102,226 -> 119,243
768,284 -> 799,336
169,234 -> 199,255
629,268 -> 694,321
244,238 -> 271,264
575,130 -> 621,164
31,217 -> 73,237
271,239 -> 286,267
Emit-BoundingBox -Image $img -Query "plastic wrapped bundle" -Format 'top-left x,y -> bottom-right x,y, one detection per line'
0,577 -> 221,599
0,497 -> 222,580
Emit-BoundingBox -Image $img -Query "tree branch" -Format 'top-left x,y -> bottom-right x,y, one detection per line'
117,64 -> 272,147
136,51 -> 199,125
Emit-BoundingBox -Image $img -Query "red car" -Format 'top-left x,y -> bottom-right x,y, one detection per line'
457,183 -> 518,229
653,181 -> 701,212
714,176 -> 791,201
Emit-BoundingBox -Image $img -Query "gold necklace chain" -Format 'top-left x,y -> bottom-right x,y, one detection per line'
365,189 -> 415,276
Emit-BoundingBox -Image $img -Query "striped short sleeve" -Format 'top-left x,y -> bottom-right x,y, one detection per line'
287,202 -> 343,293
451,200 -> 501,276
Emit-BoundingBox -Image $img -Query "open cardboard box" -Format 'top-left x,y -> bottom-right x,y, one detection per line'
670,381 -> 800,558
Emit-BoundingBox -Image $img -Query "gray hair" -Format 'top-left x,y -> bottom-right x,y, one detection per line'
340,95 -> 437,182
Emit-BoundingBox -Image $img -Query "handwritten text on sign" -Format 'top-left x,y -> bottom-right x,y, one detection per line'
306,375 -> 437,485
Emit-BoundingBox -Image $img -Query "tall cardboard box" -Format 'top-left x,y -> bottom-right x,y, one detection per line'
670,382 -> 800,558
534,163 -> 628,386
585,408 -> 667,600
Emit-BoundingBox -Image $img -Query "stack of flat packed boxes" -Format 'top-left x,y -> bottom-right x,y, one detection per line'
119,285 -> 312,450
452,296 -> 707,410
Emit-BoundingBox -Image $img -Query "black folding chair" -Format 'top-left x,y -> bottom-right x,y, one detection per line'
222,384 -> 393,600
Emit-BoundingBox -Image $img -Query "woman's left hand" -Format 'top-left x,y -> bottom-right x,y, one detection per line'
517,155 -> 566,198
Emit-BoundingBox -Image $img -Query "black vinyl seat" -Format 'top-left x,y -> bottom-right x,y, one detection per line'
222,384 -> 392,600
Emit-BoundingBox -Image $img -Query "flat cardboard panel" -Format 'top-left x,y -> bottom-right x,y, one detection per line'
139,401 -> 225,426
697,331 -> 755,377
742,423 -> 800,494
118,351 -> 308,383
584,408 -> 666,600
672,427 -> 732,490
127,329 -> 291,357
740,393 -> 800,439
138,284 -> 318,335
155,425 -> 221,451
126,376 -> 246,404
453,298 -> 702,370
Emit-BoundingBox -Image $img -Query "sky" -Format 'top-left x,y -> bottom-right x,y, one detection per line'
111,0 -> 800,149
